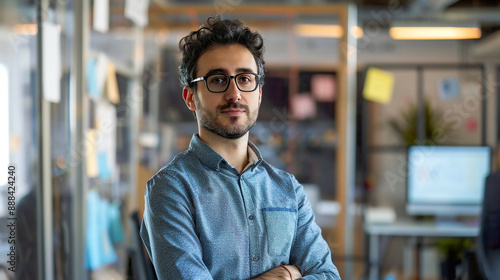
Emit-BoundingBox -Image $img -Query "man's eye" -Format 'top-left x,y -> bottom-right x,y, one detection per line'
237,75 -> 252,83
210,76 -> 227,84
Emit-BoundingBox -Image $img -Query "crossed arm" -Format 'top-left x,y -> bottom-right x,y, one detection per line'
251,265 -> 302,280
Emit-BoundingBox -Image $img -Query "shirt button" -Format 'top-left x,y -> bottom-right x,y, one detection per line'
248,215 -> 255,220
252,256 -> 259,261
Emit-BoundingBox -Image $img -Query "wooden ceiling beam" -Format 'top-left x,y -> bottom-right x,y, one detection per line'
146,4 -> 345,16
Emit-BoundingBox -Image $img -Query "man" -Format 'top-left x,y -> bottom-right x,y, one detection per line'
140,17 -> 341,280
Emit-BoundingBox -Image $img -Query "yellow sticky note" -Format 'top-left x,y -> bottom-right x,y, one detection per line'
86,129 -> 99,178
363,67 -> 395,104
106,62 -> 120,104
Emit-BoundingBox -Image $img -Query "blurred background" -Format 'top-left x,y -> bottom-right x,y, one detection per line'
1,0 -> 499,279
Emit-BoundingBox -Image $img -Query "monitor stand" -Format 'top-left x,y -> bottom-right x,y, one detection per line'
434,215 -> 479,228
434,216 -> 461,227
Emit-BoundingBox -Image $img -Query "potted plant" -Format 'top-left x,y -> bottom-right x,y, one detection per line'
436,238 -> 472,280
387,99 -> 452,146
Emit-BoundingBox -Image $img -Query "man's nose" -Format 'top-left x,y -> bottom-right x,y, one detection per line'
224,78 -> 241,102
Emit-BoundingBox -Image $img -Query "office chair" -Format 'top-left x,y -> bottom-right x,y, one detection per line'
127,211 -> 158,280
476,171 -> 500,280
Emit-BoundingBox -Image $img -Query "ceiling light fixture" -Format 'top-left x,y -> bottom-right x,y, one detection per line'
295,24 -> 363,38
13,24 -> 38,35
389,22 -> 481,40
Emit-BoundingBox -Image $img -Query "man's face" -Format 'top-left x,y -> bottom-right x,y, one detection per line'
186,44 -> 262,139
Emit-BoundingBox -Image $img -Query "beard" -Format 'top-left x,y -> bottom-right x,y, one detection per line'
196,100 -> 258,139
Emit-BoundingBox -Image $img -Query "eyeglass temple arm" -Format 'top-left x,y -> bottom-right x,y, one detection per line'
191,77 -> 205,83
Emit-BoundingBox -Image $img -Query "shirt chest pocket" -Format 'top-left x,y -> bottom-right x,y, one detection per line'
262,208 -> 297,256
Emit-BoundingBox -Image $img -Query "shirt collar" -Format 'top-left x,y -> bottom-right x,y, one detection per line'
242,142 -> 259,172
188,134 -> 263,172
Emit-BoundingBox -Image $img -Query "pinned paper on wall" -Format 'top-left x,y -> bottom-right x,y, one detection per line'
106,62 -> 120,104
0,65 -> 8,185
98,198 -> 117,265
85,129 -> 99,178
466,117 -> 478,132
42,22 -> 61,103
363,67 -> 395,104
439,77 -> 460,100
311,74 -> 336,102
86,190 -> 102,270
93,0 -> 109,33
125,0 -> 149,27
98,152 -> 112,179
86,190 -> 117,270
461,82 -> 480,99
95,100 -> 117,178
108,201 -> 125,244
291,94 -> 316,120
96,54 -> 108,96
87,54 -> 108,99
87,59 -> 99,98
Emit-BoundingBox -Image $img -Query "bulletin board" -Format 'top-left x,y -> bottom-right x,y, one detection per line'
362,64 -> 486,149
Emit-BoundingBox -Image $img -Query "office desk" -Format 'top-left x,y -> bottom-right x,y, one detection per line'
365,221 -> 479,280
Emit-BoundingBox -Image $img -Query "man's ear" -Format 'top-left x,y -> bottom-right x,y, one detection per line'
258,87 -> 262,106
183,87 -> 196,111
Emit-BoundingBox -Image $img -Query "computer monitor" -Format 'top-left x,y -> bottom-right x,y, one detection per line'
406,145 -> 491,217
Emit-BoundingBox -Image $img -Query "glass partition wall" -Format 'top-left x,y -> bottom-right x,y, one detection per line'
1,0 -> 143,279
0,0 -> 81,279
1,1 -> 42,279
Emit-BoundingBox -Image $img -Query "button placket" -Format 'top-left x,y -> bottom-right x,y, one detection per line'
239,176 -> 261,274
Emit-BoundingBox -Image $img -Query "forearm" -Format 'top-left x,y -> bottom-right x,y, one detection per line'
298,271 -> 342,280
289,175 -> 341,279
250,265 -> 302,280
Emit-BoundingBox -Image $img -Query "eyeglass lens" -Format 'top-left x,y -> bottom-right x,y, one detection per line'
206,74 -> 257,92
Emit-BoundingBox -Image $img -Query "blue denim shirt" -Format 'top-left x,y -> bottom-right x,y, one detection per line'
140,134 -> 341,280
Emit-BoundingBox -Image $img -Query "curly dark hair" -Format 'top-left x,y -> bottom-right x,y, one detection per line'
178,16 -> 265,91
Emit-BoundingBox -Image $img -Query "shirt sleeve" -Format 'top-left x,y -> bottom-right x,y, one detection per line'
289,175 -> 342,280
140,171 -> 214,280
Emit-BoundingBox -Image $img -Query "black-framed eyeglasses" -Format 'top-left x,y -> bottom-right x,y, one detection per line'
190,73 -> 261,93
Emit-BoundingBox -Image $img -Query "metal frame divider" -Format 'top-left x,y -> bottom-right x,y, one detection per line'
70,0 -> 89,279
36,0 -> 54,278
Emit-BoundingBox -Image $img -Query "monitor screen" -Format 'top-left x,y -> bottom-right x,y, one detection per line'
406,146 -> 491,216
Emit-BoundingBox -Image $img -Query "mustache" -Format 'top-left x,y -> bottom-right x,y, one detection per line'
218,103 -> 249,111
